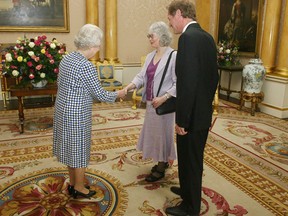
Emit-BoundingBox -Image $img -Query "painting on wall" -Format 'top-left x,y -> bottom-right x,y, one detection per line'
217,0 -> 262,54
0,0 -> 69,32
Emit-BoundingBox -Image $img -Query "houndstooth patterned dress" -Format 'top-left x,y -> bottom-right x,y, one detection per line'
53,52 -> 117,168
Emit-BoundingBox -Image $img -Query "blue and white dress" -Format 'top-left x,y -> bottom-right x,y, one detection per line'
53,52 -> 117,168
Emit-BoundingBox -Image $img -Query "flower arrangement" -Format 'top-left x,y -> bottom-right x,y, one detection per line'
3,35 -> 66,86
217,40 -> 240,66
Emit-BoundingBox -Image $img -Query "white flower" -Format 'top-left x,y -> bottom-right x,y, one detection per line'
16,39 -> 21,44
28,42 -> 35,48
5,53 -> 12,62
14,46 -> 19,51
40,72 -> 46,78
6,56 -> 13,62
28,51 -> 35,56
12,70 -> 19,77
5,53 -> 11,57
50,43 -> 56,49
225,49 -> 231,54
219,47 -> 224,52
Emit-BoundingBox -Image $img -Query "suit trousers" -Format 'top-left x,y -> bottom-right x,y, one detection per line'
176,128 -> 209,214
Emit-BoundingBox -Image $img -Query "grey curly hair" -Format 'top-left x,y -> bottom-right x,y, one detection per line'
74,24 -> 103,50
148,21 -> 172,47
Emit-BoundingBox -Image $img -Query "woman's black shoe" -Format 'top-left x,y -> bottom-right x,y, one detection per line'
151,162 -> 169,172
145,170 -> 165,182
68,185 -> 91,195
73,189 -> 96,199
68,185 -> 74,195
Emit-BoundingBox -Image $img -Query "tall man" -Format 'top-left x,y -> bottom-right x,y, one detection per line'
166,1 -> 219,215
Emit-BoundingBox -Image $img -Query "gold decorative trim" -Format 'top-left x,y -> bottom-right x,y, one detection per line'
122,63 -> 142,67
260,102 -> 288,111
0,0 -> 69,32
265,73 -> 288,83
273,68 -> 288,77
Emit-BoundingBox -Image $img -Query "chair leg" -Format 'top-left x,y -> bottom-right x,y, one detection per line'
132,99 -> 137,109
213,87 -> 219,115
251,97 -> 256,116
131,90 -> 137,109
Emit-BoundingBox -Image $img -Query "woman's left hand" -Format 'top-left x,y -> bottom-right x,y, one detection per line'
152,95 -> 166,108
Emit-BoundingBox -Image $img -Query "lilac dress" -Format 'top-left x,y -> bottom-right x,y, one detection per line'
136,58 -> 176,163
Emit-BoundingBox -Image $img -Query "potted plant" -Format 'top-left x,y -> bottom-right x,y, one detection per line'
217,40 -> 240,67
3,35 -> 66,87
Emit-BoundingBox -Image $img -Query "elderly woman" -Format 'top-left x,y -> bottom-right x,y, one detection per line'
124,21 -> 177,182
53,24 -> 126,199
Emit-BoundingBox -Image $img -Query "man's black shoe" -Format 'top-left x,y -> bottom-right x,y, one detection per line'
165,202 -> 195,216
170,186 -> 181,196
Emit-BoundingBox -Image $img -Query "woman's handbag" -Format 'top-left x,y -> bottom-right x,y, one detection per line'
156,96 -> 176,115
155,50 -> 176,115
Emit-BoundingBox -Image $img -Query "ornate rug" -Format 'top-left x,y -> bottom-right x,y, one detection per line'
0,101 -> 287,215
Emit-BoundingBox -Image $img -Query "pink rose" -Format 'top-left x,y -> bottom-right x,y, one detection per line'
36,64 -> 43,70
29,74 -> 35,79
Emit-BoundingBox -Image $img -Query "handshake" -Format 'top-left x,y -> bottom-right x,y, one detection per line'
117,88 -> 128,99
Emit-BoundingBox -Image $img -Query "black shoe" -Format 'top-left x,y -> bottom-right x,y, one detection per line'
68,185 -> 74,195
151,162 -> 169,172
73,189 -> 96,199
145,170 -> 165,182
165,202 -> 195,216
67,185 -> 90,195
170,186 -> 181,196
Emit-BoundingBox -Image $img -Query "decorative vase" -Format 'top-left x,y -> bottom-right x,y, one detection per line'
242,58 -> 266,93
31,79 -> 48,88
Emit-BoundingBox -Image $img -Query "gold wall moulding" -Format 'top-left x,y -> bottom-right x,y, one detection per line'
261,103 -> 288,111
274,67 -> 288,78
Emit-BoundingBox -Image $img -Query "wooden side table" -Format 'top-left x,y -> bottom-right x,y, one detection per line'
239,91 -> 264,116
9,84 -> 57,133
0,75 -> 19,108
218,65 -> 243,100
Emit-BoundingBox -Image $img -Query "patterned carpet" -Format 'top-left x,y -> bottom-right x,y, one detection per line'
0,101 -> 287,216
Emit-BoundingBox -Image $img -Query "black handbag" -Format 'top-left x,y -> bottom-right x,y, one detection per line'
155,50 -> 176,115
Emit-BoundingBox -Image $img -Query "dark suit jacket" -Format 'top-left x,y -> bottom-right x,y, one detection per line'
175,23 -> 219,131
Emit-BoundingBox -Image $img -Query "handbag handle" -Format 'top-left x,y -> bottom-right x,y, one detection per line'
156,50 -> 176,97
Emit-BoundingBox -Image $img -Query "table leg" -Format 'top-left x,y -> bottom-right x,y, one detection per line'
239,91 -> 244,110
227,71 -> 232,100
218,69 -> 222,93
17,96 -> 24,133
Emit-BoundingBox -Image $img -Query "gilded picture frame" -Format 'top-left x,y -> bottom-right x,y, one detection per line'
0,0 -> 69,32
216,0 -> 263,56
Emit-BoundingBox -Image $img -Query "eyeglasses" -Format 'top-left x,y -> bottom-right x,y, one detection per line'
147,34 -> 154,39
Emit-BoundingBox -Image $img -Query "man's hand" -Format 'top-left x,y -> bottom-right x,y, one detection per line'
175,124 -> 187,135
